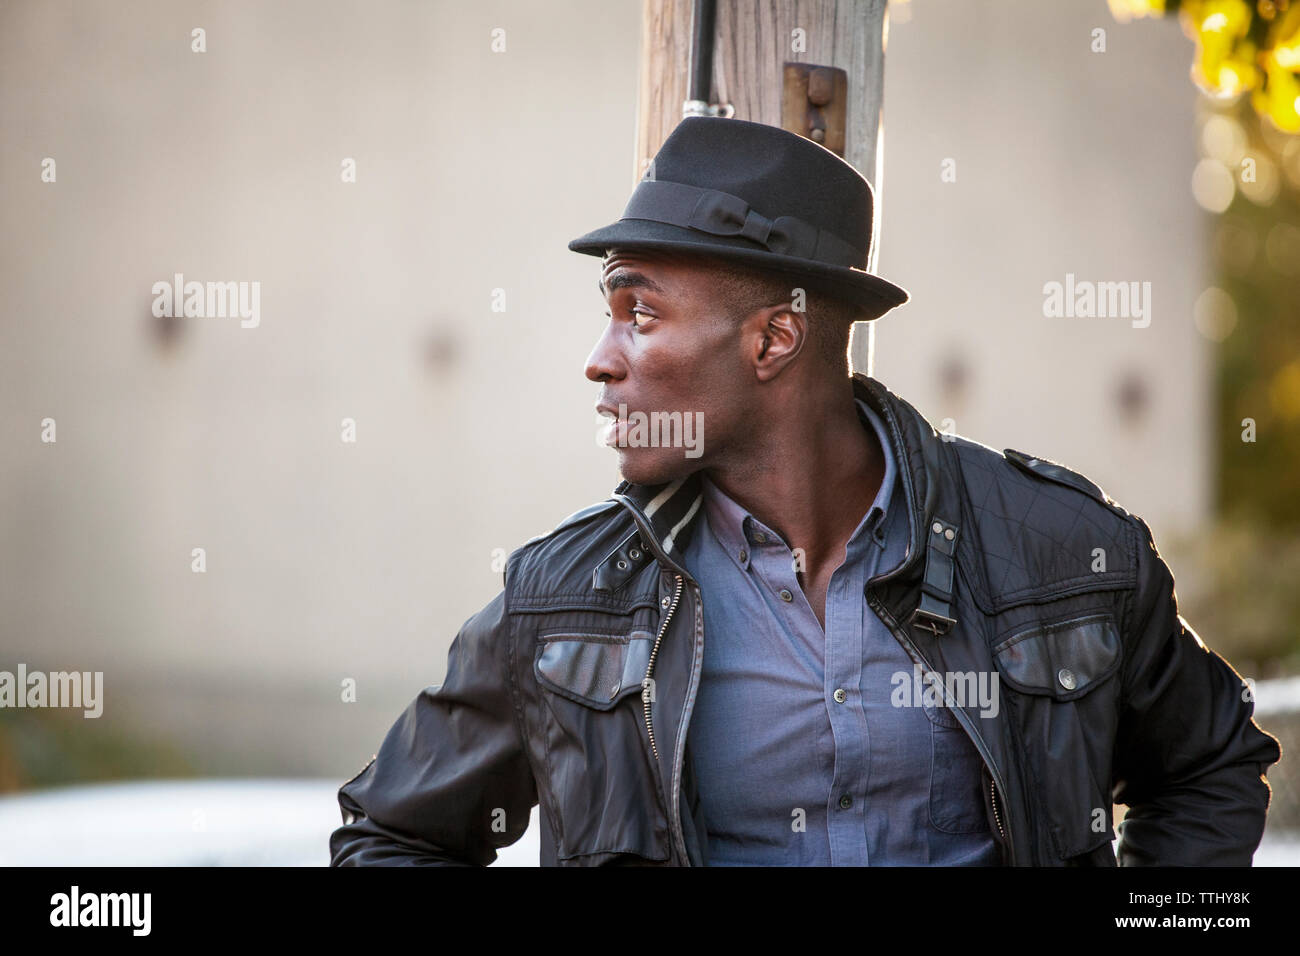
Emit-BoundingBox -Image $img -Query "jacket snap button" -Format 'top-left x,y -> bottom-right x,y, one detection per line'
661,596 -> 671,608
931,521 -> 943,534
629,549 -> 640,560
833,688 -> 847,703
616,559 -> 627,570
610,683 -> 620,699
1057,668 -> 1077,690
779,588 -> 793,602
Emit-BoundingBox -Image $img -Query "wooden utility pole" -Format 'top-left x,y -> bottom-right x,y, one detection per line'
636,0 -> 891,375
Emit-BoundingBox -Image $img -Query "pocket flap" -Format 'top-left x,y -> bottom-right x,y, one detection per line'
535,633 -> 653,709
992,614 -> 1121,700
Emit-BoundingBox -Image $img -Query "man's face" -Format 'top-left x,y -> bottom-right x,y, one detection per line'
585,249 -> 754,486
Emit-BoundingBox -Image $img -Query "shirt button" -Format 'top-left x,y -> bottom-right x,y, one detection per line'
753,531 -> 767,544
838,794 -> 853,810
779,588 -> 793,602
833,688 -> 847,703
739,548 -> 747,563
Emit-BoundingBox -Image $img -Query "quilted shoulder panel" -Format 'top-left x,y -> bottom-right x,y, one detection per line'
950,437 -> 1138,611
1003,448 -> 1129,515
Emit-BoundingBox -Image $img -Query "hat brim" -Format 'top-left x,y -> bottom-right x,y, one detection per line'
568,218 -> 909,318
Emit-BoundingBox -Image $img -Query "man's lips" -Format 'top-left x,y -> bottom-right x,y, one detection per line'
596,402 -> 629,447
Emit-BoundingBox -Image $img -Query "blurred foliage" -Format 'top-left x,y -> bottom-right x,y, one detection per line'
1111,0 -> 1300,130
1202,102 -> 1300,531
1177,519 -> 1300,672
0,708 -> 195,794
1208,107 -> 1300,668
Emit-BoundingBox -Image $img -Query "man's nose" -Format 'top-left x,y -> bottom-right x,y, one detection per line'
584,322 -> 625,383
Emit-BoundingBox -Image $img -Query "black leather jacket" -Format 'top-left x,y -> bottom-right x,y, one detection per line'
329,373 -> 1282,866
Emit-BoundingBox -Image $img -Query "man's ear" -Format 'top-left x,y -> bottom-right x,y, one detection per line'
750,302 -> 806,382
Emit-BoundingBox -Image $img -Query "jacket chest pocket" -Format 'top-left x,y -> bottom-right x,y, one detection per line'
994,612 -> 1122,861
533,631 -> 671,864
535,632 -> 652,709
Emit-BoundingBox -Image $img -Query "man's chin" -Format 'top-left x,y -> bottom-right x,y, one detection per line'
613,449 -> 702,487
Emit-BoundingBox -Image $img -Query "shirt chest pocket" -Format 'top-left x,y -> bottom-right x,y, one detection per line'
921,690 -> 995,835
532,632 -> 670,864
993,613 -> 1123,860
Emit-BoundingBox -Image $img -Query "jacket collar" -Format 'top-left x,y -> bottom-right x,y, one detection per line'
597,373 -> 973,620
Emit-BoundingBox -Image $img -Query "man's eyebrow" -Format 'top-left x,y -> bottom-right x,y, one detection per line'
597,271 -> 665,298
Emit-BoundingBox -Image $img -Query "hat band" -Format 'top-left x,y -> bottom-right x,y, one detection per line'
619,179 -> 865,268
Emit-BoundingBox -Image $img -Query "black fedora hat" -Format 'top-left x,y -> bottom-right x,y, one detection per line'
568,116 -> 909,317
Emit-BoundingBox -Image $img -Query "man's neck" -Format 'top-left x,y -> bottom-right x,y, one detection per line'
702,376 -> 884,575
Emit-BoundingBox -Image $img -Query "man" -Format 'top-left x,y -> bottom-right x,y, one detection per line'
330,117 -> 1281,866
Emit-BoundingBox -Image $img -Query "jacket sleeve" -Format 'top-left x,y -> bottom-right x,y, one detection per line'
329,588 -> 538,866
1111,515 -> 1282,865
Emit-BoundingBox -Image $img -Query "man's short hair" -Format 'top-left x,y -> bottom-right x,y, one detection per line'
703,256 -> 868,370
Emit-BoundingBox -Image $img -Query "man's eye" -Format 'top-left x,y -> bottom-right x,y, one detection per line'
631,308 -> 653,327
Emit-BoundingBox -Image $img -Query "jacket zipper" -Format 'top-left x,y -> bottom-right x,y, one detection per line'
609,492 -> 699,865
990,775 -> 1007,845
643,573 -> 683,762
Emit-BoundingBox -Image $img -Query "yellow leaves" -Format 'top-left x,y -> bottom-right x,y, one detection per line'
1252,61 -> 1300,130
1271,4 -> 1300,67
1255,3 -> 1300,130
1109,0 -> 1300,132
1107,0 -> 1169,22
1182,0 -> 1261,98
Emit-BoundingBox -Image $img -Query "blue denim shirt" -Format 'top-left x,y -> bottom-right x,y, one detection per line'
680,397 -> 999,865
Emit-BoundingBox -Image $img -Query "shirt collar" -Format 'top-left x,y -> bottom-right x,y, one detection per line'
698,396 -> 898,572
856,397 -> 897,542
